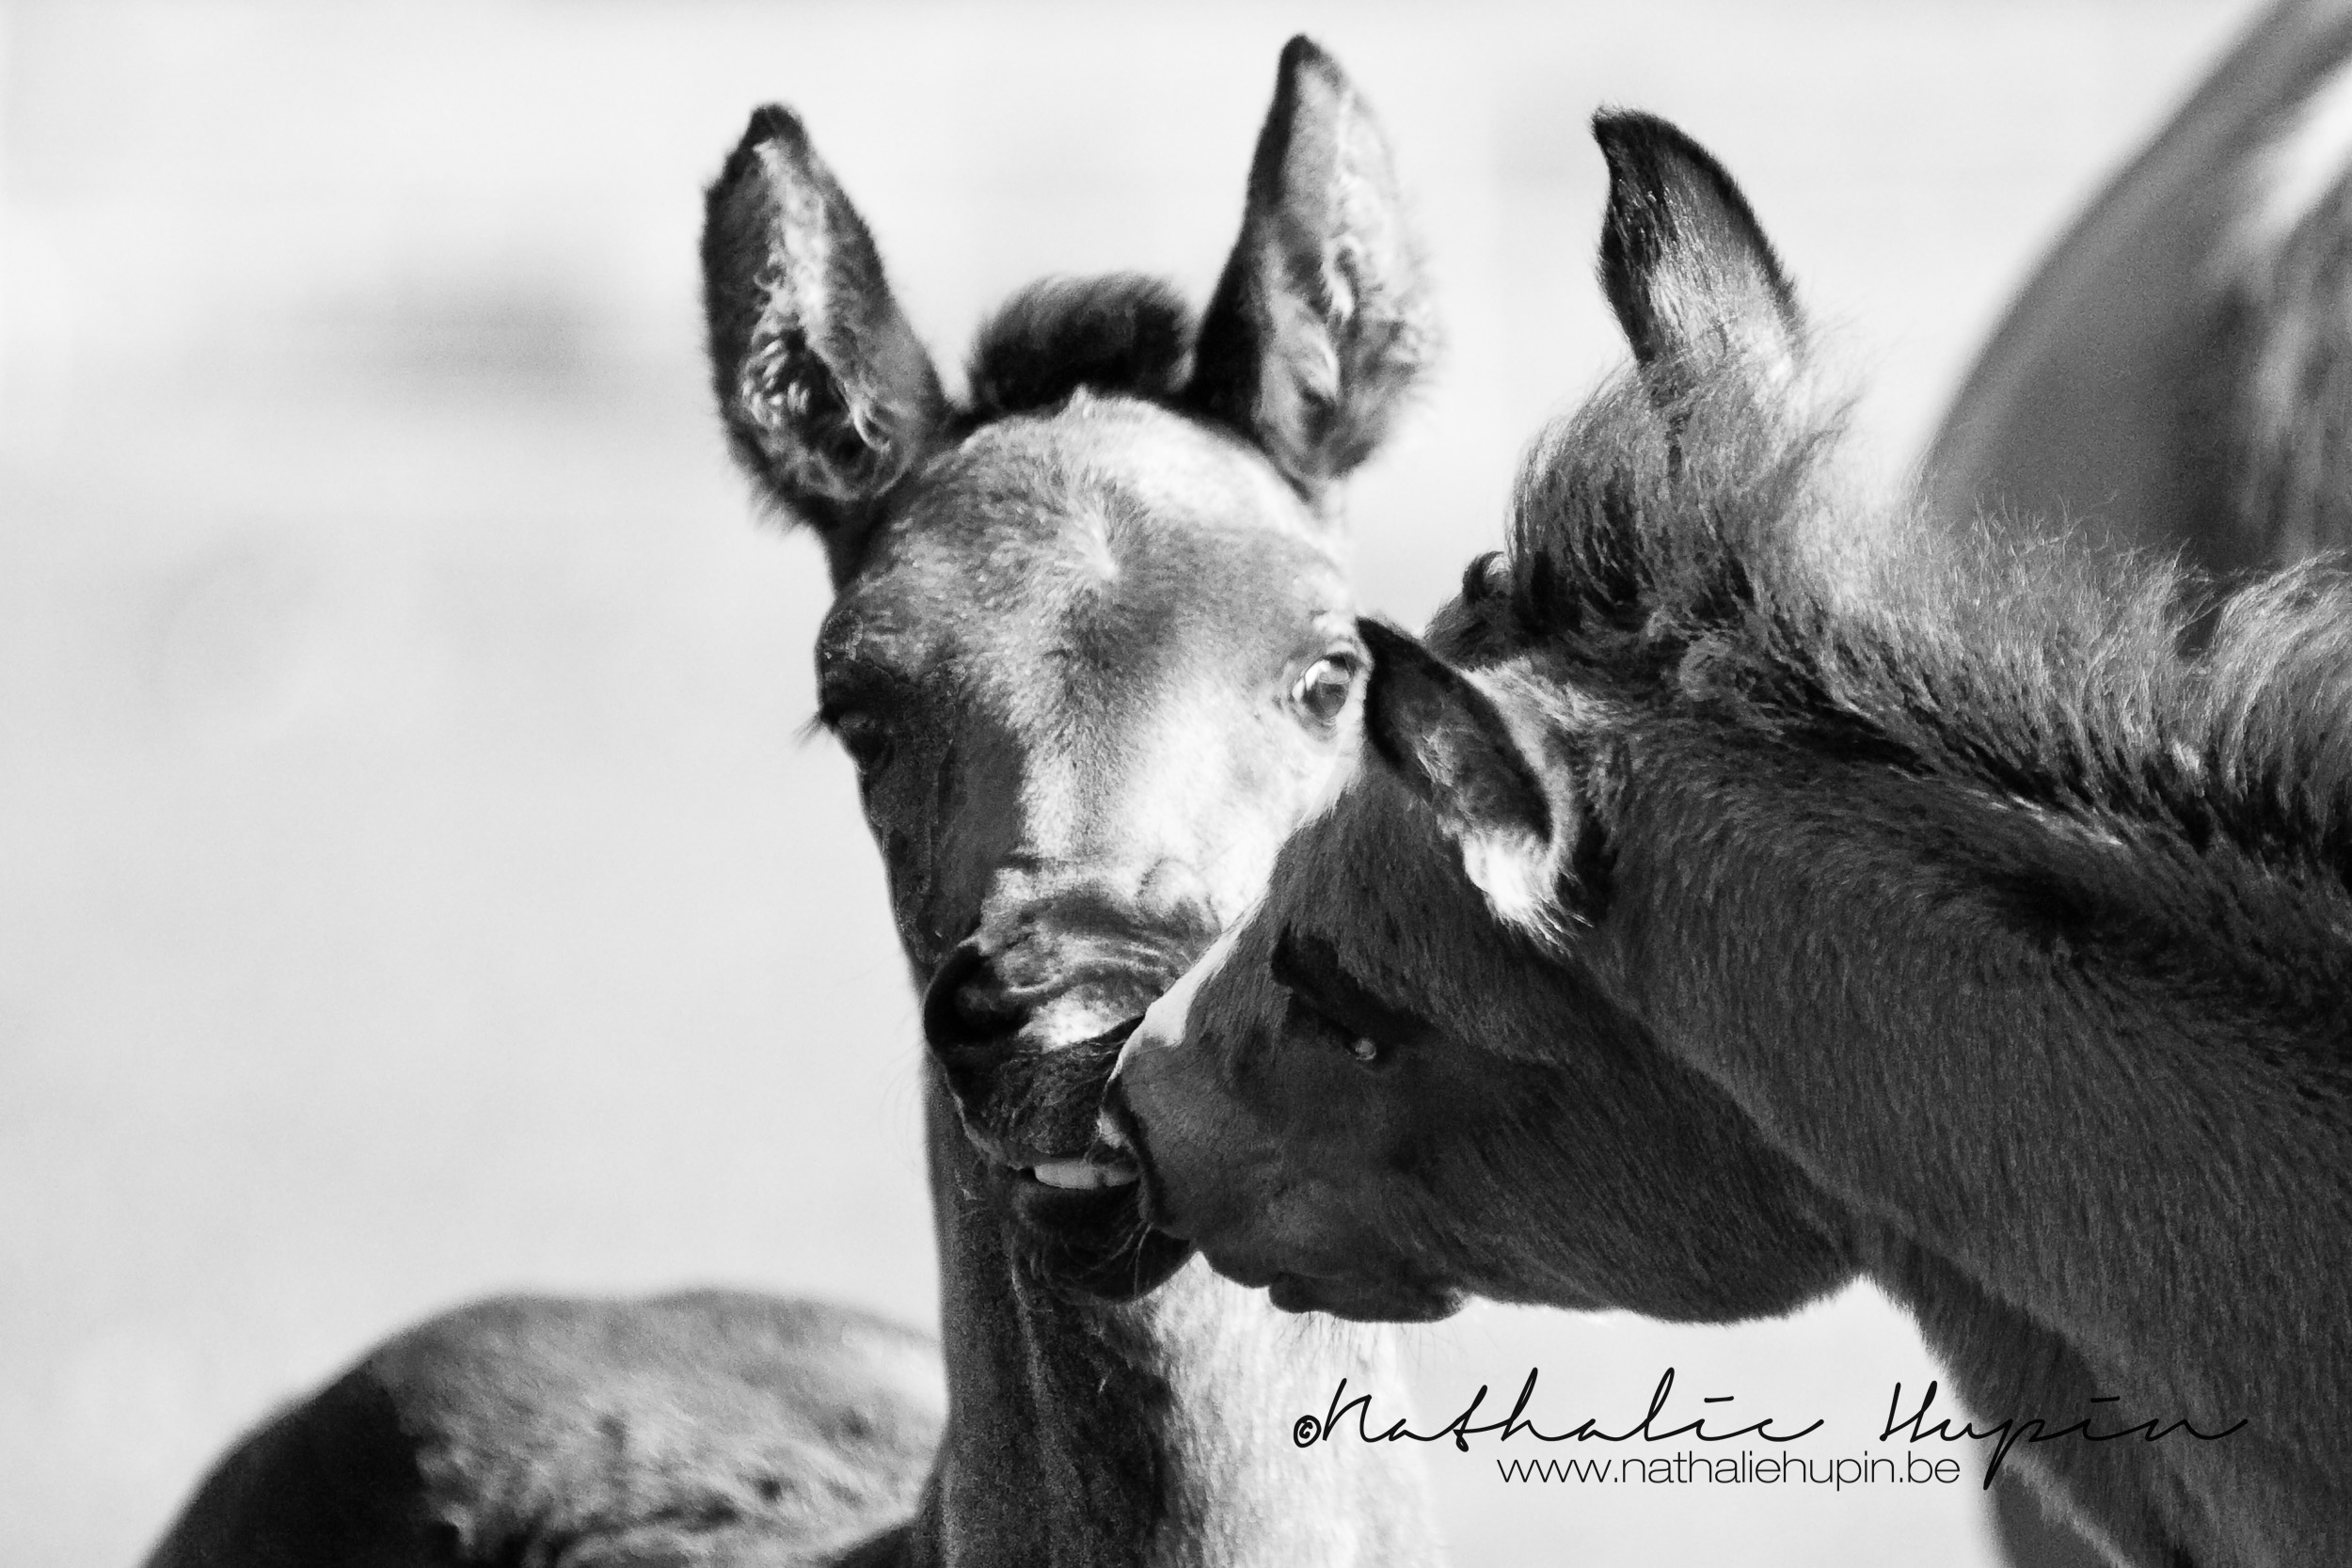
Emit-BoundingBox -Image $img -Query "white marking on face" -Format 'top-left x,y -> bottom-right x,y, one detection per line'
1111,914 -> 1250,1088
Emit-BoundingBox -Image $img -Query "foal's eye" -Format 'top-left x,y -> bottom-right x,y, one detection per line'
1291,653 -> 1359,726
1283,995 -> 1389,1070
827,710 -> 895,778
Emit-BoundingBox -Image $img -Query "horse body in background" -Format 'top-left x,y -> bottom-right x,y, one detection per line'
146,1292 -> 946,1567
1929,0 -> 2352,574
1112,112 -> 2352,1568
144,40 -> 1444,1568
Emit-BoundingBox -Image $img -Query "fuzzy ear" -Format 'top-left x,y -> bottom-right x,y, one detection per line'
1187,37 -> 1438,503
702,106 -> 947,578
1594,111 -> 1804,391
1358,620 -> 1562,926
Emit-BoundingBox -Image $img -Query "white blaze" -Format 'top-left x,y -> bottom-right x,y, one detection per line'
1105,915 -> 1250,1124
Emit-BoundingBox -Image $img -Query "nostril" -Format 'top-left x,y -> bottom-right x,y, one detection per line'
920,943 -> 982,1044
921,943 -> 1025,1065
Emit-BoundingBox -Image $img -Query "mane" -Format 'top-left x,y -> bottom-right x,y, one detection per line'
1445,370 -> 2352,892
963,275 -> 1195,421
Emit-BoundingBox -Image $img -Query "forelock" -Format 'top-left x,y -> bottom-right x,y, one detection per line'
965,275 -> 1197,421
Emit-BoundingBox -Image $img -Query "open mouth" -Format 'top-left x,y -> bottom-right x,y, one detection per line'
995,1162 -> 1194,1304
941,1014 -> 1192,1301
1022,1076 -> 1144,1191
1025,1156 -> 1139,1191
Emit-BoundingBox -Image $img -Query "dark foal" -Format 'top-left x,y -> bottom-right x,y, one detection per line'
1114,112 -> 2352,1568
143,40 -> 1443,1568
706,38 -> 1442,1568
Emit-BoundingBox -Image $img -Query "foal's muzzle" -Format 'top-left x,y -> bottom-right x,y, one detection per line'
919,934 -> 1195,1301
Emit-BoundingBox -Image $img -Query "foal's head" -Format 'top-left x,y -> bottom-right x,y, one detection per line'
1109,112 -> 1859,1322
702,40 -> 1434,1298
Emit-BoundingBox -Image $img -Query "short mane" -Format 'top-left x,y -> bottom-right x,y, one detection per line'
964,275 -> 1195,420
1444,373 -> 2352,892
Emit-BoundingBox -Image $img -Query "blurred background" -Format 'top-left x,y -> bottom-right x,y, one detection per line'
0,2 -> 2261,1563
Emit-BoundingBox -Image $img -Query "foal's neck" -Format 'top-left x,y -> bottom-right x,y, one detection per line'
910,1091 -> 1436,1568
1589,710 -> 2352,1564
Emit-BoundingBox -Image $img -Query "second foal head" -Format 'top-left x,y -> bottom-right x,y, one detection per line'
1107,111 -> 1860,1323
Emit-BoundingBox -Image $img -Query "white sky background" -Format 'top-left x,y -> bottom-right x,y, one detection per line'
0,3 -> 2259,1564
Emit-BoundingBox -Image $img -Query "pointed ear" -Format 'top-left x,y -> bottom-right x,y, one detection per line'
1187,38 -> 1438,505
1594,111 -> 1804,392
1358,620 -> 1562,924
702,107 -> 947,578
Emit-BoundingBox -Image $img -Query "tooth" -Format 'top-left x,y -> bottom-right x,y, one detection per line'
1031,1159 -> 1139,1190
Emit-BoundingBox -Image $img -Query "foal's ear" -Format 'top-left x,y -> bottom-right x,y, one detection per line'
1594,111 -> 1804,391
703,107 -> 947,577
1188,38 -> 1438,504
1359,620 -> 1561,925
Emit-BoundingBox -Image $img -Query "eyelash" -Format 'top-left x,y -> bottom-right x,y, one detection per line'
815,704 -> 895,779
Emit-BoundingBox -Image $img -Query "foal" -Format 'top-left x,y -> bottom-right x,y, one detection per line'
145,40 -> 1444,1568
1112,112 -> 2352,1568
